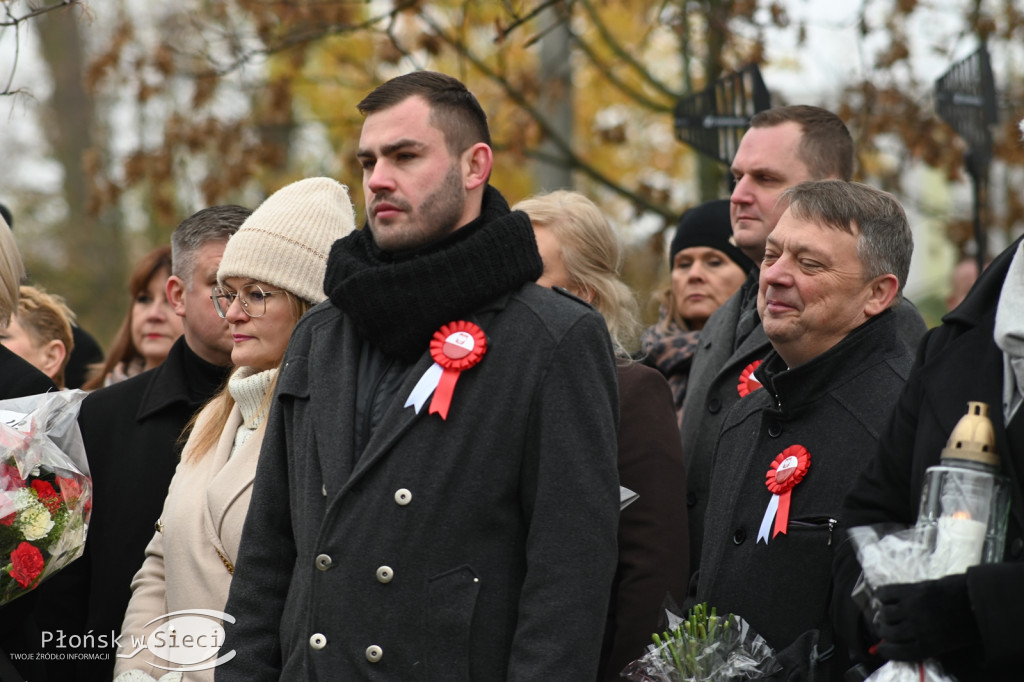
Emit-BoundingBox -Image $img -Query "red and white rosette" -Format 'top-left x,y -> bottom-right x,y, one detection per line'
756,444 -> 811,543
404,321 -> 487,420
737,359 -> 763,398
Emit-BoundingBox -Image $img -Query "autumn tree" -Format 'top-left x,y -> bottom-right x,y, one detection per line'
10,0 -> 1024,341
68,0 -> 777,334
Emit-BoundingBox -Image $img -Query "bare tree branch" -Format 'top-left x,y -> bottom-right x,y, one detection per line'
1,0 -> 84,96
178,0 -> 421,79
566,29 -> 675,113
494,0 -> 566,42
576,0 -> 679,101
0,0 -> 80,28
418,9 -> 676,223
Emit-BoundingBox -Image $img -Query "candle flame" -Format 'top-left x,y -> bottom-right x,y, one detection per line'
951,510 -> 972,520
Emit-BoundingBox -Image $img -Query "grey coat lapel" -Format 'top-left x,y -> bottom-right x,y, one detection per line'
307,314 -> 361,493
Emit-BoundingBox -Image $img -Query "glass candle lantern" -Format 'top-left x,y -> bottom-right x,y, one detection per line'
916,401 -> 1011,576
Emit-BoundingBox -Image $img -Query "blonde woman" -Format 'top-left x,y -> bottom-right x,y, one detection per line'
514,190 -> 689,681
114,178 -> 356,682
0,285 -> 76,388
0,223 -> 54,398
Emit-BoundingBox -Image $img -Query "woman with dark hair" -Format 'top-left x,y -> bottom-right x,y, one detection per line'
641,199 -> 754,422
83,246 -> 183,390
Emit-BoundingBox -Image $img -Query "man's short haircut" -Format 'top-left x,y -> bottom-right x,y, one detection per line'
171,205 -> 251,286
782,180 -> 913,296
357,70 -> 491,156
750,105 -> 854,181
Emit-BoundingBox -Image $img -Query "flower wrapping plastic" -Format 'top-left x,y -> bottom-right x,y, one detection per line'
847,524 -> 960,682
620,602 -> 779,681
0,390 -> 91,605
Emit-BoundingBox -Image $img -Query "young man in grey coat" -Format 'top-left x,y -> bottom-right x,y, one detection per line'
220,71 -> 620,681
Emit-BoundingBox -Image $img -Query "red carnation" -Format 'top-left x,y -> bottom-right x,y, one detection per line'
9,541 -> 45,588
56,476 -> 82,504
0,512 -> 14,526
1,462 -> 25,490
31,480 -> 62,514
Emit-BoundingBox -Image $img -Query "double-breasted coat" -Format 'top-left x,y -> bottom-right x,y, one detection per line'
220,283 -> 621,681
696,310 -> 913,680
834,237 -> 1024,680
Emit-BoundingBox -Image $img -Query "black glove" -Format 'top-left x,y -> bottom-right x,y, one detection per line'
874,573 -> 979,661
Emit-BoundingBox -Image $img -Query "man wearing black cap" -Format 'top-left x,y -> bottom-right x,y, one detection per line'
678,106 -> 928,581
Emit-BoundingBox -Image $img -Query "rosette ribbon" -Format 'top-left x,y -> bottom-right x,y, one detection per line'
757,445 -> 811,543
737,359 -> 763,398
404,321 -> 487,420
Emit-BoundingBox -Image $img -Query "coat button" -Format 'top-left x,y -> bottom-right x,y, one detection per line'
365,645 -> 383,663
315,554 -> 333,571
1011,537 -> 1024,558
732,528 -> 746,545
394,488 -> 412,505
767,422 -> 782,438
707,397 -> 722,414
686,491 -> 697,508
309,633 -> 327,650
376,565 -> 394,583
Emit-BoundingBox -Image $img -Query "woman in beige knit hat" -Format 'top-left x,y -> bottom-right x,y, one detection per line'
114,177 -> 356,682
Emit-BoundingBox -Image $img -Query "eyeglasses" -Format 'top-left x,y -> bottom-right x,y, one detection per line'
210,284 -> 287,319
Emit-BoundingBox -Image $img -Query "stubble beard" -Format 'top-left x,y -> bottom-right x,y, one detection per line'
371,165 -> 466,253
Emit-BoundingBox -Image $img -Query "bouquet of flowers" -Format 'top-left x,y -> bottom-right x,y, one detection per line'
621,602 -> 779,681
0,390 -> 91,606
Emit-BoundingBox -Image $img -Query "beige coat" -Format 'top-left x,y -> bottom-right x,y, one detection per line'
113,402 -> 264,681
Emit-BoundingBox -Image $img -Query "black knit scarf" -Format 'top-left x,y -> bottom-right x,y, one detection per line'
323,185 -> 543,362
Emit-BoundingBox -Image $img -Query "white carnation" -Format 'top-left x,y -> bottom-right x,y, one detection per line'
14,495 -> 54,541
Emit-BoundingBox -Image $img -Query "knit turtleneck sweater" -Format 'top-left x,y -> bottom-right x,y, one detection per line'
227,366 -> 276,456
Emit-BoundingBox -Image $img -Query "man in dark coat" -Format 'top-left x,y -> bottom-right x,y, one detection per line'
220,72 -> 620,681
679,107 -> 927,579
30,205 -> 250,681
833,231 -> 1024,679
694,180 -> 915,680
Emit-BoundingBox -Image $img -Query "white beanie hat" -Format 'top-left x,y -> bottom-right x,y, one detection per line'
218,177 -> 356,305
